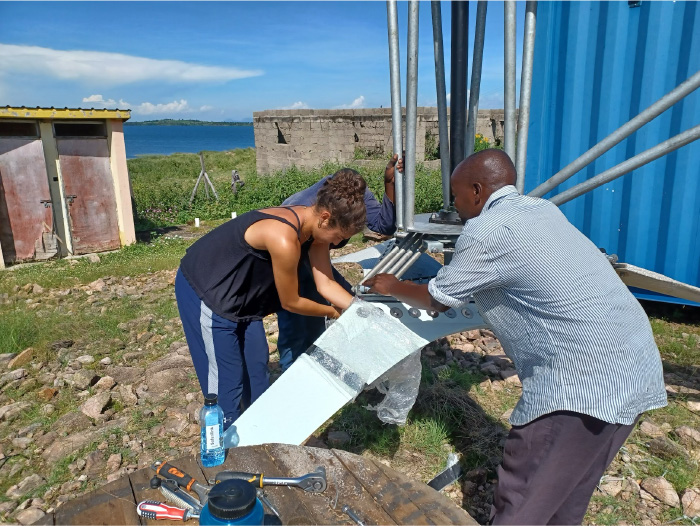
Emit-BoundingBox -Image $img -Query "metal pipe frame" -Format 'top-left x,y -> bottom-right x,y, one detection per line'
530,69 -> 700,198
404,0 -> 420,230
395,249 -> 426,279
550,124 -> 700,206
387,0 -> 405,230
431,1 -> 451,210
504,0 -> 517,162
386,235 -> 424,275
515,1 -> 537,193
466,0 -> 488,157
449,1 -> 469,174
361,234 -> 416,283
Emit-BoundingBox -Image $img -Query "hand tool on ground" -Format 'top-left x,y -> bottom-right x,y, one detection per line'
427,453 -> 463,491
341,504 -> 366,526
152,460 -> 210,504
256,489 -> 281,520
137,500 -> 200,521
212,466 -> 327,493
150,475 -> 203,513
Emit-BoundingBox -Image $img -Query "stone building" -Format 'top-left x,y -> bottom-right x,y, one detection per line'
253,107 -> 507,175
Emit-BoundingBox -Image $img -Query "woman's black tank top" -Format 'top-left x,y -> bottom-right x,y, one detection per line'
179,207 -> 307,322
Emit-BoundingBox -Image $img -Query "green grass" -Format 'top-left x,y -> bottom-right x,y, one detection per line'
586,494 -> 639,525
644,455 -> 699,494
127,148 -> 447,228
0,237 -> 191,294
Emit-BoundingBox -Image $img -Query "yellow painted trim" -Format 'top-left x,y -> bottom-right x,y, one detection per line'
0,107 -> 130,120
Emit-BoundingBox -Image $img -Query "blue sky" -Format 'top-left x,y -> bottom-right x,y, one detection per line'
0,1 -> 525,121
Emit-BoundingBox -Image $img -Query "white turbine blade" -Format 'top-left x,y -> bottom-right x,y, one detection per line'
234,299 -> 487,446
615,263 -> 700,304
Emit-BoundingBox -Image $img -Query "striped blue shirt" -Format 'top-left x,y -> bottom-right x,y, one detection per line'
428,185 -> 667,426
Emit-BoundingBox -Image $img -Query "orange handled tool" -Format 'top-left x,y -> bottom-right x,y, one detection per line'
153,461 -> 210,504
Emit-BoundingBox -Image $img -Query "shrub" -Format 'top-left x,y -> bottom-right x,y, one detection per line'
128,149 -> 446,228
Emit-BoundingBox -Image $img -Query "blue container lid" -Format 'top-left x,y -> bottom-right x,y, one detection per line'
207,479 -> 256,521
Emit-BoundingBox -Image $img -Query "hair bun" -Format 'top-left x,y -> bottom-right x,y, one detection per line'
327,169 -> 366,202
314,168 -> 367,233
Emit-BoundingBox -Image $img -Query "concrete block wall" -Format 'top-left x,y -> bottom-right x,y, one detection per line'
253,108 -> 507,175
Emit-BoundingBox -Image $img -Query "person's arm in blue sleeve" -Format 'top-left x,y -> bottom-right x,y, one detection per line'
365,154 -> 402,235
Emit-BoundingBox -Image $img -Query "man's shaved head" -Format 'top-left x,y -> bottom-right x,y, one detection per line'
450,149 -> 518,220
454,149 -> 517,190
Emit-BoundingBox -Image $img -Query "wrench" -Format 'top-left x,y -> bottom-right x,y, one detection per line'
212,466 -> 327,493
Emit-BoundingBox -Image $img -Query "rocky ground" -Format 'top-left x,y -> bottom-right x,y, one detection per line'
0,254 -> 698,524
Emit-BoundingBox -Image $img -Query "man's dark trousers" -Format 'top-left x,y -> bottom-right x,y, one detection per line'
491,410 -> 637,524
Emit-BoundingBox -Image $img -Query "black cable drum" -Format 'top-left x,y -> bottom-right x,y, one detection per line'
206,479 -> 257,521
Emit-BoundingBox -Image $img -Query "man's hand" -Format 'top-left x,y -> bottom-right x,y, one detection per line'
364,274 -> 400,296
384,153 -> 404,184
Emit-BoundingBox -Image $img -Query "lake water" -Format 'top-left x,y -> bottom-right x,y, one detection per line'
123,125 -> 255,159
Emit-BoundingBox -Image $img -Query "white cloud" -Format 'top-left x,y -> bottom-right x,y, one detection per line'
82,95 -> 213,115
279,101 -> 310,110
81,94 -> 130,108
133,99 -> 191,115
83,94 -> 112,104
334,95 -> 365,110
0,44 -> 263,86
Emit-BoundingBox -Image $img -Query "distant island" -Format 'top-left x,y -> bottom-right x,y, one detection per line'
125,119 -> 252,126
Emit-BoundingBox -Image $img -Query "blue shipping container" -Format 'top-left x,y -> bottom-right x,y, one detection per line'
525,1 -> 700,306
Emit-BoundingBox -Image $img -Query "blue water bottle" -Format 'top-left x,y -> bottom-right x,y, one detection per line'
200,393 -> 225,467
199,479 -> 264,525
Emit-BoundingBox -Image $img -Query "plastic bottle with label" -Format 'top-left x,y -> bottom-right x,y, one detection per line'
199,393 -> 225,467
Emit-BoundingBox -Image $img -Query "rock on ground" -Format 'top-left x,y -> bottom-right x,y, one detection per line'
15,507 -> 45,525
641,476 -> 680,507
6,474 -> 45,500
682,488 -> 700,518
80,392 -> 111,419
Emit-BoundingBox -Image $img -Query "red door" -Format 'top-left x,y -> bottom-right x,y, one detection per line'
57,138 -> 121,254
0,138 -> 54,264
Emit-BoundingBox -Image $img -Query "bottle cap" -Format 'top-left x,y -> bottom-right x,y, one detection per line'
207,479 -> 257,521
204,393 -> 218,406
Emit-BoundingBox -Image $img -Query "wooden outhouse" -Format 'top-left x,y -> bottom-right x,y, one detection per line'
0,107 -> 136,268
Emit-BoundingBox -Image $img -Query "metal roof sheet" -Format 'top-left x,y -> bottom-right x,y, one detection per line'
0,106 -> 130,120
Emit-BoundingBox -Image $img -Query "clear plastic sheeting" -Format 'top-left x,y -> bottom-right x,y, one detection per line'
310,299 -> 429,387
234,299 -> 431,446
365,350 -> 422,425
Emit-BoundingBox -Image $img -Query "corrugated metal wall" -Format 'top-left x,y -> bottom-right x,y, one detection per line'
525,1 -> 700,305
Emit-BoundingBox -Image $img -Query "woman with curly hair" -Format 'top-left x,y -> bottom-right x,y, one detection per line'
175,168 -> 367,428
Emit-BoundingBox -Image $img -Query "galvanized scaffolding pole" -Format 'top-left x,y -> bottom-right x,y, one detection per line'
431,0 -> 451,210
550,124 -> 700,206
386,0 -> 404,230
530,69 -> 700,198
466,0 -> 488,156
504,0 -> 517,162
404,0 -> 419,230
450,1 -> 469,173
515,1 -> 537,193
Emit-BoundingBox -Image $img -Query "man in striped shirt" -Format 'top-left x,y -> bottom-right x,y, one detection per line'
365,149 -> 667,524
